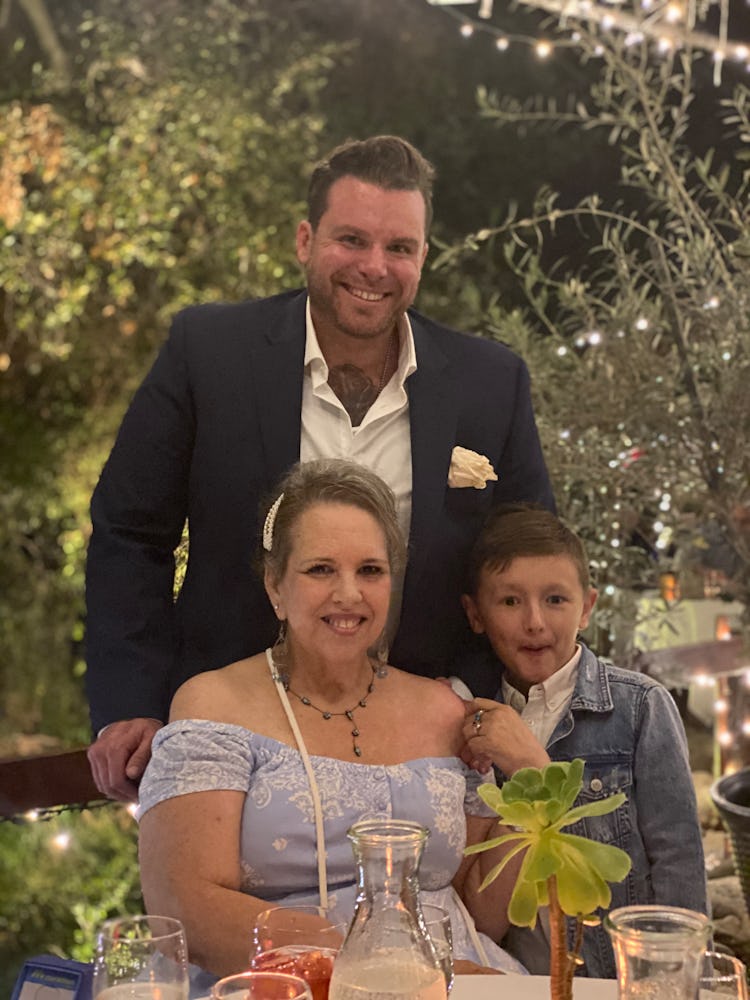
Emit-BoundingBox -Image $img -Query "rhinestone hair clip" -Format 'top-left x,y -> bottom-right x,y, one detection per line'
262,492 -> 284,552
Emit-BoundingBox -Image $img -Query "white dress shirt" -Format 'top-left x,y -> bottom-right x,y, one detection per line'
299,300 -> 417,640
500,646 -> 582,970
501,645 -> 582,748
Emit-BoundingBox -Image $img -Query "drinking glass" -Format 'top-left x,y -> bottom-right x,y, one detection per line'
698,951 -> 749,999
92,914 -> 189,999
604,905 -> 711,1000
250,905 -> 346,1000
421,903 -> 453,994
211,971 -> 312,999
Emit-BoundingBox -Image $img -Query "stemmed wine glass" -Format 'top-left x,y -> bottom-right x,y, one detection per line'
92,914 -> 189,999
249,904 -> 347,1000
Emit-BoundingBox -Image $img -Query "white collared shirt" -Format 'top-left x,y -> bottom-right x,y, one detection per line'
299,300 -> 416,639
501,646 -> 581,748
500,647 -> 581,971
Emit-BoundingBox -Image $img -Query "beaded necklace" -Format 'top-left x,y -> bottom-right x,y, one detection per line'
273,662 -> 378,758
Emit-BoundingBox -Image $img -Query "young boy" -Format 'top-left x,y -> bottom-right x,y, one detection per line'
457,503 -> 707,978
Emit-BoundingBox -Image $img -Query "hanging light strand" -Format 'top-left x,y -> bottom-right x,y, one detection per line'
426,0 -> 749,76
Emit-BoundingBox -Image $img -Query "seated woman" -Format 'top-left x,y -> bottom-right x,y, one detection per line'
137,459 -> 525,989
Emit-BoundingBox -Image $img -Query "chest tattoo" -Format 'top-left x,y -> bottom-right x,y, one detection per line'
327,364 -> 378,426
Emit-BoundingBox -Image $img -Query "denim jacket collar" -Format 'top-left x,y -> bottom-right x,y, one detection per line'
568,643 -> 614,713
494,643 -> 613,748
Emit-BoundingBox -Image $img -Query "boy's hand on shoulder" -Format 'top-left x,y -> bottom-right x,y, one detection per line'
461,698 -> 550,776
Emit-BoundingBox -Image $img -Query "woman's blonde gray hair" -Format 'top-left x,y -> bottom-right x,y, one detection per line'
262,459 -> 406,583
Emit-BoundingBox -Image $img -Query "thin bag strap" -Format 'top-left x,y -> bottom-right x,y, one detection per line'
450,886 -> 491,967
265,648 -> 329,908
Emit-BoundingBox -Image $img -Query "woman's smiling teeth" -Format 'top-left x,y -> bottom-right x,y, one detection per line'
324,615 -> 364,632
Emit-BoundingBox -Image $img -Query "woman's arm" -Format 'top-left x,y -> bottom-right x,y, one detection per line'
139,789 -> 273,976
452,814 -> 524,943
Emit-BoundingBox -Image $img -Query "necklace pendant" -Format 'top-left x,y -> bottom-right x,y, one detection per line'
345,709 -> 354,721
322,712 -> 332,720
352,728 -> 360,737
359,699 -> 367,708
354,745 -> 362,758
301,696 -> 311,706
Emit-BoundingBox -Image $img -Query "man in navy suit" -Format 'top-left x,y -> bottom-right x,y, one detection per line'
85,135 -> 554,800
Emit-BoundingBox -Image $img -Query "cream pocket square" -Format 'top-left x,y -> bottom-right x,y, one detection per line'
448,446 -> 498,489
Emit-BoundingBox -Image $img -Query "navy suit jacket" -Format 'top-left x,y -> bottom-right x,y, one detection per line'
85,289 -> 554,731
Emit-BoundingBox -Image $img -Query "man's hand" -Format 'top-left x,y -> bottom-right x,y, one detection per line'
461,698 -> 550,776
87,718 -> 163,802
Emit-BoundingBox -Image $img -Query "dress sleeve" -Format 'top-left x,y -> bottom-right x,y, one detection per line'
463,763 -> 497,818
136,720 -> 256,819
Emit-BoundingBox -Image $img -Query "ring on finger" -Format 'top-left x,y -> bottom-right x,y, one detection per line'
473,709 -> 484,734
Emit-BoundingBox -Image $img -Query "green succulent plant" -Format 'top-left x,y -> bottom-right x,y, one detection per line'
465,758 -> 632,1000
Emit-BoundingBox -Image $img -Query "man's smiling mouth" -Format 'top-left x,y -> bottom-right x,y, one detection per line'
345,286 -> 387,302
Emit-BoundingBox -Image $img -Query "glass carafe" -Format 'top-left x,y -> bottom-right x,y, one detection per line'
328,819 -> 446,1000
604,905 -> 711,1000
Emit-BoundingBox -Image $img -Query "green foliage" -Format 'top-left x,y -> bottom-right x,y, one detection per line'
465,759 -> 631,928
0,1 -> 339,980
0,0 -> 339,739
0,806 -> 140,995
435,35 -> 750,653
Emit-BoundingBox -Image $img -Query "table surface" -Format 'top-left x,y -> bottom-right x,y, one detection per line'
451,973 -> 618,999
198,973 -> 618,999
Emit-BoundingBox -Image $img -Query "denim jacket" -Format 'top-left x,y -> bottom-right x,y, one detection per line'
485,643 -> 707,978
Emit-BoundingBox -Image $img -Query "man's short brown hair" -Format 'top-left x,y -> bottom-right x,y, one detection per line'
307,135 -> 435,234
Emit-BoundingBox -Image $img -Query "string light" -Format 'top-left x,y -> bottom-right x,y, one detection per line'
665,3 -> 684,23
50,831 -> 71,851
693,674 -> 714,687
425,0 -> 748,79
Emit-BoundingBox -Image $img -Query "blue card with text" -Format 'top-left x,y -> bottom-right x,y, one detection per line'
11,955 -> 93,1000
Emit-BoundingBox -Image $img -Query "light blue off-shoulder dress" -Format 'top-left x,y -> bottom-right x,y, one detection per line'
137,720 -> 526,993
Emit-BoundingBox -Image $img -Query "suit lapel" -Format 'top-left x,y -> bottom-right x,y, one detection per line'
246,299 -> 462,587
406,316 -> 460,589
247,292 -> 307,490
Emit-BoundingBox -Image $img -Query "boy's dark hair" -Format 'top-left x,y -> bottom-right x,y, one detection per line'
465,503 -> 591,595
307,135 -> 435,234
